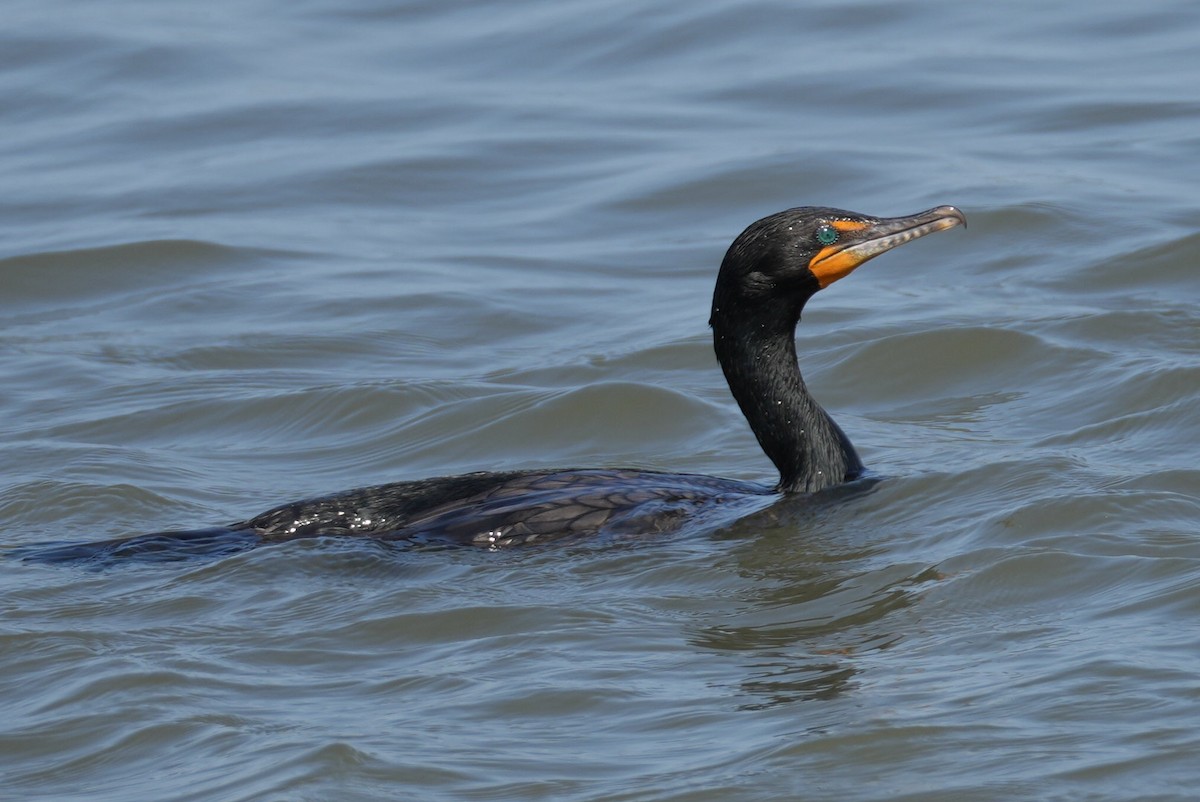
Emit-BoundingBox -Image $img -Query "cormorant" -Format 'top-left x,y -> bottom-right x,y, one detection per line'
21,205 -> 964,562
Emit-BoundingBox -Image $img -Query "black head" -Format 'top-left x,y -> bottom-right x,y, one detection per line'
707,203 -> 965,493
710,205 -> 966,331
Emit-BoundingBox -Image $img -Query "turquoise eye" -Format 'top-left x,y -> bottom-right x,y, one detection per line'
816,225 -> 839,246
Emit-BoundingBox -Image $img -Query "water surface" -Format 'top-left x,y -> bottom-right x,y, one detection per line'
2,1 -> 1199,800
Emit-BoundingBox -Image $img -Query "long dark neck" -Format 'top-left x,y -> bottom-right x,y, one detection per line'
711,300 -> 863,494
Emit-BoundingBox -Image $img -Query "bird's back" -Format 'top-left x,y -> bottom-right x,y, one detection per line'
17,468 -> 772,563
250,468 -> 771,548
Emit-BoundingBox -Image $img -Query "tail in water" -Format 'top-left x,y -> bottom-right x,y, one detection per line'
11,527 -> 261,566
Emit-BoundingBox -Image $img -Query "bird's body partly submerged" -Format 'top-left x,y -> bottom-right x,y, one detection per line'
19,205 -> 965,563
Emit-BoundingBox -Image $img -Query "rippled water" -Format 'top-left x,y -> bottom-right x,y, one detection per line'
3,1 -> 1199,800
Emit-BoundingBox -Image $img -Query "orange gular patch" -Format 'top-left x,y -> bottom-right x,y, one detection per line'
808,220 -> 871,288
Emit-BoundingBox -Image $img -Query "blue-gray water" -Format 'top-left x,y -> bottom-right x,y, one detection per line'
2,1 -> 1199,800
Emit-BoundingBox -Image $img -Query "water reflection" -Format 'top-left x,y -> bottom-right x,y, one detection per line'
691,483 -> 940,708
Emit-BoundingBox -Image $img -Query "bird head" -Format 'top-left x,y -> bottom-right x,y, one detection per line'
711,205 -> 967,325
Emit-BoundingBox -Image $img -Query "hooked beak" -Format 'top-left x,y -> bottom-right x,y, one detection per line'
808,205 -> 967,289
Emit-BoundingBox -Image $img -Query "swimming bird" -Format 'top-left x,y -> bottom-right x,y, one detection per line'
23,205 -> 964,561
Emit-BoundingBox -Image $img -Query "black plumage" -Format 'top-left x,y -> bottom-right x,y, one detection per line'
20,205 -> 964,562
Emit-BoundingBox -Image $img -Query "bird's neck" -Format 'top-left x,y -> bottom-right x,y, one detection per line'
712,307 -> 862,494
